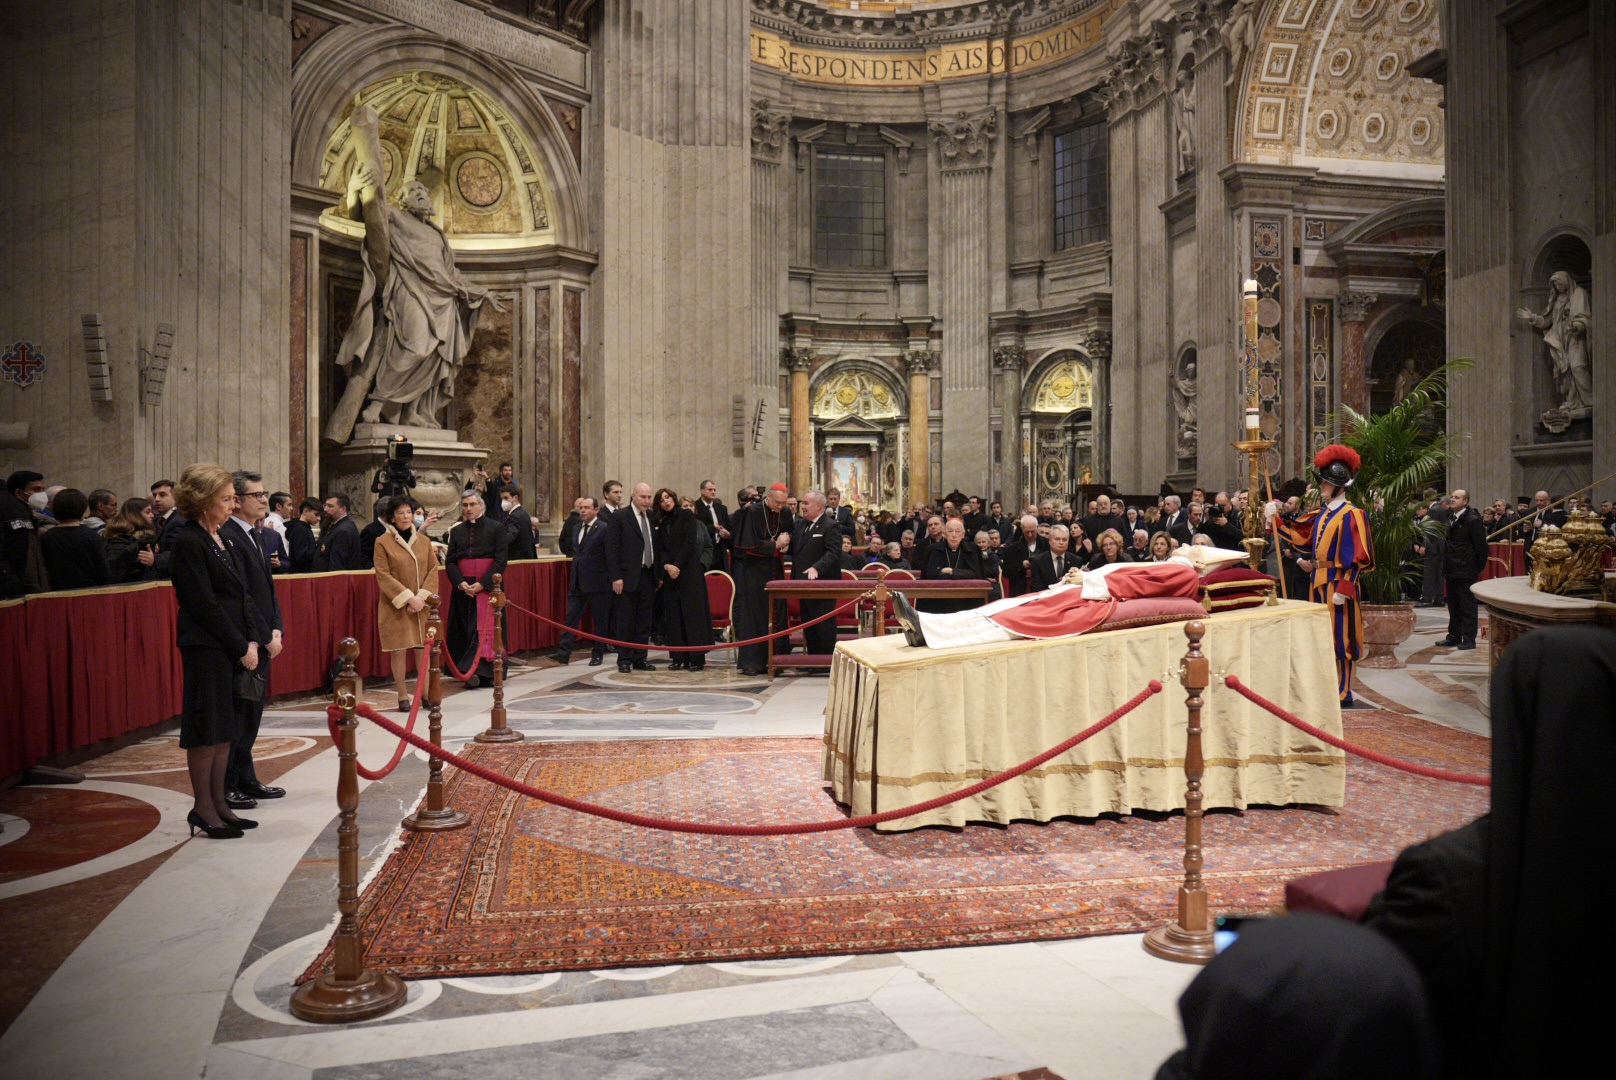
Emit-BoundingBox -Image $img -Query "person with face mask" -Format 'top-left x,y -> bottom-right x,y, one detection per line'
501,483 -> 537,561
1,470 -> 49,593
373,495 -> 437,711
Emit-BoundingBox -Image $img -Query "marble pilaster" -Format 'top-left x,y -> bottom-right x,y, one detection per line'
1337,291 -> 1378,415
785,348 -> 814,496
993,344 -> 1026,507
907,349 -> 934,506
752,102 -> 792,481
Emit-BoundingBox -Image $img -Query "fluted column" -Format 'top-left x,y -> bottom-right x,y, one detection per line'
752,103 -> 791,480
907,349 -> 934,506
1192,27 -> 1238,487
1338,292 -> 1378,414
993,345 -> 1026,508
786,348 -> 813,495
929,109 -> 998,495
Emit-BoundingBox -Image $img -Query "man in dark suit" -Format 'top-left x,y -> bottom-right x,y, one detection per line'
825,486 -> 855,540
1158,495 -> 1185,542
223,470 -> 285,807
790,490 -> 844,658
695,479 -> 733,568
1029,524 -> 1076,592
1169,502 -> 1203,547
285,498 -> 320,572
556,497 -> 584,556
551,496 -> 612,665
1000,514 -> 1043,596
604,482 -> 658,672
357,499 -> 387,570
502,483 -> 537,561
313,493 -> 362,571
149,478 -> 188,580
1523,489 -> 1566,571
1438,488 -> 1489,650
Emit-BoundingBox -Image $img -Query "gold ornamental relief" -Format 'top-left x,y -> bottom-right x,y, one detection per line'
1031,359 -> 1094,413
812,369 -> 903,420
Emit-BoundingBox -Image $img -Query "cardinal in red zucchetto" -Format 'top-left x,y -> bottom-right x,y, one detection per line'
1266,444 -> 1375,707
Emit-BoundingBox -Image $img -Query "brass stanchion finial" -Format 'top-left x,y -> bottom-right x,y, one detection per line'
403,596 -> 470,831
476,572 -> 523,744
290,638 -> 407,1022
1143,620 -> 1218,965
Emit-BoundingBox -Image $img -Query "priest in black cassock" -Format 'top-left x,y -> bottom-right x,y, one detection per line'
445,489 -> 508,688
730,482 -> 794,676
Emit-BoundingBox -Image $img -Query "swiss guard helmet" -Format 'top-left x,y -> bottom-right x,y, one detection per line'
1313,444 -> 1361,489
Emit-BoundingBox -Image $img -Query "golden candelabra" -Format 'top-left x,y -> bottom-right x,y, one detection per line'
1234,278 -> 1271,571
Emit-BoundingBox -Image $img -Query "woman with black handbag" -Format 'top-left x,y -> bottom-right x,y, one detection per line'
170,463 -> 259,839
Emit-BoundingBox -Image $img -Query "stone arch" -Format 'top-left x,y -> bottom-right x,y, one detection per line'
808,358 -> 908,419
1524,228 -> 1594,293
1235,0 -> 1445,177
290,24 -> 587,250
1022,348 -> 1096,418
1364,303 -> 1444,416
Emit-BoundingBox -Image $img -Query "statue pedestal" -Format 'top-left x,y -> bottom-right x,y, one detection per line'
329,424 -> 488,522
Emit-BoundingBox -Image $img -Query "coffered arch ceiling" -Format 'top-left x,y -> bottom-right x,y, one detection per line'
1237,0 -> 1444,177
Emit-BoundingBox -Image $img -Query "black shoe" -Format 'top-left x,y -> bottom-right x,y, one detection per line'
241,782 -> 285,800
631,660 -> 657,671
220,816 -> 258,829
618,663 -> 633,674
1456,641 -> 1477,651
588,655 -> 604,666
187,810 -> 243,839
668,660 -> 688,671
1341,699 -> 1375,710
462,674 -> 481,689
225,791 -> 258,810
1434,637 -> 1459,647
550,652 -> 571,665
891,592 -> 927,648
739,667 -> 766,677
398,698 -> 413,713
689,663 -> 705,672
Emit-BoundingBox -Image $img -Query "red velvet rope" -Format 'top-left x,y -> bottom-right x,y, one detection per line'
503,591 -> 870,653
326,639 -> 435,781
329,680 -> 1165,834
1221,674 -> 1491,786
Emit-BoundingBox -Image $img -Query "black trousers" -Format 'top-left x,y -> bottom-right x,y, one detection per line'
557,588 -> 612,660
226,652 -> 268,791
1445,576 -> 1478,643
613,580 -> 656,663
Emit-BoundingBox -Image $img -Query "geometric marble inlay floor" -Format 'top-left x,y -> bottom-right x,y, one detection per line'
0,606 -> 1490,1080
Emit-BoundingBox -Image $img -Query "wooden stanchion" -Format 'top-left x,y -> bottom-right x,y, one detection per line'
290,639 -> 407,1023
475,572 -> 523,744
403,596 -> 470,831
1143,620 -> 1218,965
871,569 -> 889,637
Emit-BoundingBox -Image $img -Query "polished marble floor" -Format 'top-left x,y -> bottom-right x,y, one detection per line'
0,607 -> 1489,1080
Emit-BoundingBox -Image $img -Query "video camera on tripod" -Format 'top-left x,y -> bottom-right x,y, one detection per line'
371,433 -> 417,498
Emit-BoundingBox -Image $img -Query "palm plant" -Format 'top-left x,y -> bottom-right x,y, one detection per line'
1334,359 -> 1472,605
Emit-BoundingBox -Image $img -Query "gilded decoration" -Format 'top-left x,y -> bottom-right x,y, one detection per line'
318,71 -> 555,244
811,368 -> 903,421
1031,357 -> 1094,414
1237,0 -> 1445,171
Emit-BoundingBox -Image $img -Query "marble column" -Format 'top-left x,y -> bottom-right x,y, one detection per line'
1338,291 -> 1377,414
786,348 -> 813,496
929,108 -> 998,495
993,345 -> 1026,508
907,349 -> 933,506
1192,32 -> 1239,488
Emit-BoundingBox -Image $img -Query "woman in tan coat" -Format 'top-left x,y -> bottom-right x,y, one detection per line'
373,495 -> 436,710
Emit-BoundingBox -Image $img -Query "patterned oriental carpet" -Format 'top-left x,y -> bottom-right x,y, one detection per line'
302,713 -> 1490,982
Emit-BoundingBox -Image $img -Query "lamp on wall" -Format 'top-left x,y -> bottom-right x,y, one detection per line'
141,323 -> 175,409
81,314 -> 112,403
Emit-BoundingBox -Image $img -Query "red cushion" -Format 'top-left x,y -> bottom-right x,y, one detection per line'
1098,596 -> 1208,631
1200,567 -> 1278,612
1284,861 -> 1395,921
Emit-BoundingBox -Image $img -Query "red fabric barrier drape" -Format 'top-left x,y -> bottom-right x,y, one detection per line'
0,559 -> 569,779
1480,542 -> 1526,581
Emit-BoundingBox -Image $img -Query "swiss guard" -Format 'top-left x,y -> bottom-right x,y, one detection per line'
1267,445 -> 1375,707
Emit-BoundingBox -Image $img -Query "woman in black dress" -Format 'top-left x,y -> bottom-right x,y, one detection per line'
1086,528 -> 1134,570
653,487 -> 713,671
103,497 -> 158,582
170,463 -> 258,839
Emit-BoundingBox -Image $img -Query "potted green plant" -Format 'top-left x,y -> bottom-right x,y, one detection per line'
1336,359 -> 1470,668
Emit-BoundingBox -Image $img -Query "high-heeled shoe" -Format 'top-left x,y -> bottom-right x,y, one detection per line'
187,810 -> 244,839
221,816 -> 258,829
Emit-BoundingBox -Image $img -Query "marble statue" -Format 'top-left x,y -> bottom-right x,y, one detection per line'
1392,357 -> 1421,404
323,105 -> 503,445
1516,270 -> 1592,425
1171,360 -> 1198,458
1172,67 -> 1196,175
1221,0 -> 1257,88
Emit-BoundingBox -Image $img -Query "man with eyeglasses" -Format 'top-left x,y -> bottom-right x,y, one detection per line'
222,471 -> 286,806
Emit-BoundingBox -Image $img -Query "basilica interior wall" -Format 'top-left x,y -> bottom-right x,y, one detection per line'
0,0 -> 289,495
